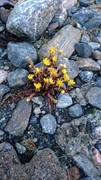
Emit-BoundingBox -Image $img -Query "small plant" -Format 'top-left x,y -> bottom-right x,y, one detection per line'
26,47 -> 75,110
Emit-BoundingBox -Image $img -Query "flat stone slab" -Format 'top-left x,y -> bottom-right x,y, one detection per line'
38,25 -> 81,60
5,99 -> 32,136
77,58 -> 100,71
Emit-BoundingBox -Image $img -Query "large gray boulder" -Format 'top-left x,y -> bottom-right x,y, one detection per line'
6,0 -> 58,41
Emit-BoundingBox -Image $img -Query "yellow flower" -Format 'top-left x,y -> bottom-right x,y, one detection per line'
26,98 -> 30,102
27,74 -> 34,80
51,56 -> 57,63
49,78 -> 54,85
63,74 -> 70,81
48,67 -> 58,76
68,79 -> 75,86
61,69 -> 67,74
43,58 -> 51,66
59,64 -> 67,68
44,78 -> 49,83
49,47 -> 55,54
35,67 -> 41,74
29,64 -> 32,68
58,49 -> 63,54
61,90 -> 65,94
34,83 -> 42,91
56,79 -> 63,88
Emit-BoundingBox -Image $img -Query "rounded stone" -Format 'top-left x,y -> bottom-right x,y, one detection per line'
15,143 -> 26,154
79,71 -> 93,82
86,87 -> 101,109
40,114 -> 57,135
95,126 -> 101,138
68,104 -> 83,118
89,42 -> 100,50
79,0 -> 90,7
0,84 -> 10,100
6,0 -> 58,41
7,69 -> 28,88
56,93 -> 73,109
7,42 -> 37,68
75,43 -> 92,58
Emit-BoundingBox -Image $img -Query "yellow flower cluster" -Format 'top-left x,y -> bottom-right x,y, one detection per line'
27,46 -> 75,100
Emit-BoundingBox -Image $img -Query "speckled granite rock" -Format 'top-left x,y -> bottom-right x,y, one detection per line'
25,148 -> 68,180
0,142 -> 28,180
6,0 -> 58,41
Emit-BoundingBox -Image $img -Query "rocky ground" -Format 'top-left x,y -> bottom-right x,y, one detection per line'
0,0 -> 101,179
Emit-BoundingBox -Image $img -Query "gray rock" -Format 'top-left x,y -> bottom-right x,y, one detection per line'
55,109 -> 101,157
57,57 -> 79,79
95,126 -> 101,138
72,8 -> 94,25
0,70 -> 8,84
56,93 -> 73,109
85,14 -> 101,29
59,0 -> 77,10
0,84 -> 10,100
79,0 -> 90,7
0,48 -> 3,56
7,42 -> 37,68
97,60 -> 101,66
79,71 -> 93,82
7,68 -> 28,88
38,25 -> 81,60
0,25 -> 5,33
86,87 -> 101,109
89,42 -> 100,50
80,178 -> 93,180
32,96 -> 44,107
0,7 -> 10,23
95,0 -> 101,5
5,99 -> 32,136
72,8 -> 101,29
6,0 -> 58,41
74,154 -> 100,178
0,142 -> 28,179
15,142 -> 26,154
0,130 -> 4,141
81,34 -> 90,43
75,43 -> 92,58
53,9 -> 67,27
25,148 -> 67,180
68,104 -> 83,117
94,78 -> 101,87
40,114 -> 57,135
1,49 -> 7,59
93,50 -> 101,60
70,88 -> 87,106
77,58 -> 100,71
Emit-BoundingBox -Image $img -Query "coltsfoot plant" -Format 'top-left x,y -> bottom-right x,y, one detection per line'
26,47 -> 75,109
